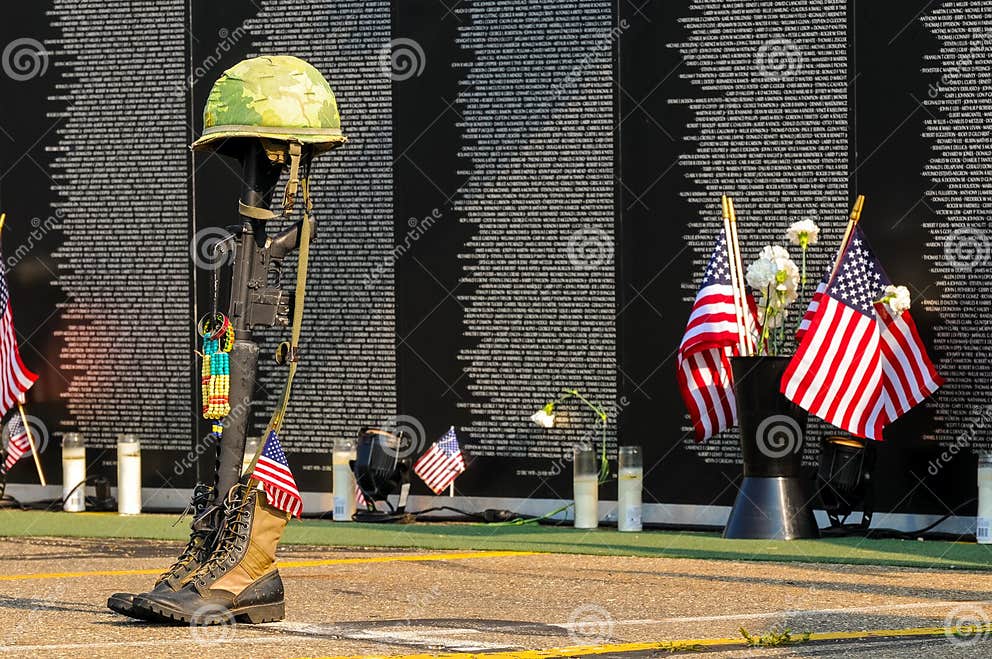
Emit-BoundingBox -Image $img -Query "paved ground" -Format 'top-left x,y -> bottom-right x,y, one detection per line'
0,537 -> 990,657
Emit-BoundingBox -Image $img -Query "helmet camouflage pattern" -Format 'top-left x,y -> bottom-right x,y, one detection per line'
191,55 -> 346,154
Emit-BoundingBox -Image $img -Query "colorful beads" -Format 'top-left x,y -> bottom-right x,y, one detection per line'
198,313 -> 234,421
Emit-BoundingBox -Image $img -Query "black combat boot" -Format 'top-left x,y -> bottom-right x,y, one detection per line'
107,483 -> 220,620
134,479 -> 289,624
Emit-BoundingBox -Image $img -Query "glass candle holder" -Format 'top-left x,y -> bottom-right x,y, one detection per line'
116,434 -> 142,515
618,445 -> 643,532
333,437 -> 358,521
62,433 -> 86,513
573,445 -> 599,529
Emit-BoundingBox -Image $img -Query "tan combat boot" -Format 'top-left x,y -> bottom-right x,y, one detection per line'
107,483 -> 221,620
133,480 -> 289,624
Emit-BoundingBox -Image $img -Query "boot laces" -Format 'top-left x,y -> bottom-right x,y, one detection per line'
155,483 -> 215,584
194,485 -> 254,585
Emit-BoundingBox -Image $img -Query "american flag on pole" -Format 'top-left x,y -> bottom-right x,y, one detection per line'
781,227 -> 943,439
2,414 -> 30,473
413,427 -> 466,494
251,431 -> 303,518
677,231 -> 758,441
0,263 -> 37,414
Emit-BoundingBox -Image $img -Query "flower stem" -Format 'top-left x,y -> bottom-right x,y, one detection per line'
761,286 -> 773,356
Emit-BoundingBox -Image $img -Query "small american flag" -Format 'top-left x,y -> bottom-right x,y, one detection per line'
0,264 -> 37,414
2,414 -> 30,473
677,230 -> 758,441
781,227 -> 943,439
251,431 -> 302,518
413,427 -> 466,494
355,481 -> 367,507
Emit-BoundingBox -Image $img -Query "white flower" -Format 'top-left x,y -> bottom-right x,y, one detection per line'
746,257 -> 776,291
747,245 -> 800,307
881,284 -> 911,317
759,244 -> 792,263
530,408 -> 556,428
786,219 -> 820,248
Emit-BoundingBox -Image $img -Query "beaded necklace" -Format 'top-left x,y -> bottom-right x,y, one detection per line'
198,313 -> 234,421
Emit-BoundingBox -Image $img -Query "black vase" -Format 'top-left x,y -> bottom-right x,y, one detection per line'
723,356 -> 820,540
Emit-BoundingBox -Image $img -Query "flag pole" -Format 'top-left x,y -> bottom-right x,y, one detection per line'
726,196 -> 754,356
721,196 -> 748,356
828,195 -> 865,282
0,216 -> 46,487
16,400 -> 46,487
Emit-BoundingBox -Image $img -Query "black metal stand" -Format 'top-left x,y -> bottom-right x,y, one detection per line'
206,140 -> 305,506
724,356 -> 820,540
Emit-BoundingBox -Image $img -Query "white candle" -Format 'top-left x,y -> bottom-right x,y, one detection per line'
62,434 -> 86,513
332,441 -> 357,521
573,473 -> 599,529
117,437 -> 142,515
978,453 -> 992,544
618,445 -> 643,532
618,467 -> 643,532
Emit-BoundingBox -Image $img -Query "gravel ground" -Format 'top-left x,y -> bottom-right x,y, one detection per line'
0,536 -> 989,658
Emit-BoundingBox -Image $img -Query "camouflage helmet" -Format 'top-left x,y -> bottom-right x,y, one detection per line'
191,55 -> 345,154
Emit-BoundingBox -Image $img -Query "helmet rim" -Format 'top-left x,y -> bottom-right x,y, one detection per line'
190,124 -> 347,152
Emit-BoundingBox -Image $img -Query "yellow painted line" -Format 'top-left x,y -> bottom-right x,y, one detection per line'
302,623 -> 992,659
278,551 -> 538,569
0,550 -> 537,582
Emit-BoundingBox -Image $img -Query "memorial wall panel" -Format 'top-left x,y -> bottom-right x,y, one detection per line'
0,0 -> 985,522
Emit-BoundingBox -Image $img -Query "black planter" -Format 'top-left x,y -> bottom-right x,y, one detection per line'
723,356 -> 820,540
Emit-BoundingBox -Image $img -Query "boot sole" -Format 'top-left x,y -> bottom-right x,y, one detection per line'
137,598 -> 285,625
107,594 -> 164,622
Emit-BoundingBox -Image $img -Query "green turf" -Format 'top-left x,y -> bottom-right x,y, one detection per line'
1,509 -> 990,570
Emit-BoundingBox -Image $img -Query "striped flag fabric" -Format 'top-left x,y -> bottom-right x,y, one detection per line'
677,230 -> 757,441
796,266 -> 829,341
2,414 -> 30,473
251,430 -> 303,518
355,481 -> 367,507
413,426 -> 466,494
0,264 -> 38,414
781,227 -> 943,439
